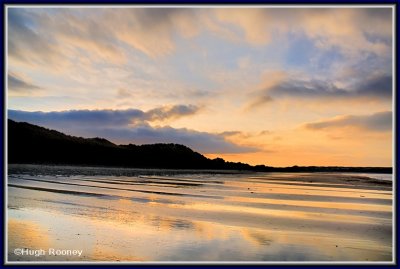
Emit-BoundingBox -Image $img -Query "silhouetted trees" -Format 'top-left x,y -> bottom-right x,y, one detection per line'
8,119 -> 392,173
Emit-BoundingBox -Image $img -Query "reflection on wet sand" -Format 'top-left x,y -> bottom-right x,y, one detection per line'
7,168 -> 393,262
8,219 -> 51,260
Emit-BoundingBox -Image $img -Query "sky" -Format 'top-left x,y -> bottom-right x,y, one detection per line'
7,6 -> 393,167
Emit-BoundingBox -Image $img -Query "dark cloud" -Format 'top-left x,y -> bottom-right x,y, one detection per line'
353,75 -> 392,99
8,73 -> 41,92
303,111 -> 392,132
247,74 -> 392,109
86,124 -> 257,154
8,105 -> 199,128
268,79 -> 345,98
8,109 -> 145,128
8,107 -> 257,154
269,75 -> 392,100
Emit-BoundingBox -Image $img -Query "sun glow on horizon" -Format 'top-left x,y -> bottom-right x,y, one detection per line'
7,6 -> 393,167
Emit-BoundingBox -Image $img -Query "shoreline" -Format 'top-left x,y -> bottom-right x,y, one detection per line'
7,163 -> 393,176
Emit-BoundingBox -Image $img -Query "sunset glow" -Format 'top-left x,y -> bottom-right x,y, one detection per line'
7,6 -> 393,167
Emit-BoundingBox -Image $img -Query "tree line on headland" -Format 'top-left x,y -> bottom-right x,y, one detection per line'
8,119 -> 392,174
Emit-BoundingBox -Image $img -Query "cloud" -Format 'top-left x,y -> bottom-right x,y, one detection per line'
245,93 -> 274,110
8,7 -> 392,109
8,72 -> 41,93
213,8 -> 392,56
88,124 -> 257,154
246,73 -> 392,109
106,8 -> 199,58
8,108 -> 144,127
303,111 -> 392,132
213,8 -> 274,46
41,9 -> 130,64
270,74 -> 392,100
8,105 -> 200,128
8,9 -> 67,69
8,8 -> 199,64
8,106 -> 257,154
144,105 -> 200,122
353,75 -> 392,99
219,131 -> 242,137
8,7 -> 392,66
219,130 -> 272,138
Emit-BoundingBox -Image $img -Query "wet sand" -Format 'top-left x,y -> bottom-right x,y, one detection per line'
7,165 -> 393,262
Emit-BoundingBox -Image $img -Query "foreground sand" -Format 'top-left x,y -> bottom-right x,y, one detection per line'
7,165 -> 392,262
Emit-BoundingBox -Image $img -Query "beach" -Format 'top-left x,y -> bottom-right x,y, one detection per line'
7,164 -> 393,262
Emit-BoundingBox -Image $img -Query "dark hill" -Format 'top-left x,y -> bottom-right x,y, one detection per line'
8,119 -> 217,169
7,119 -> 392,173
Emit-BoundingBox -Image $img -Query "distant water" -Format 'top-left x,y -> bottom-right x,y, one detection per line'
341,173 -> 393,182
7,165 -> 393,262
